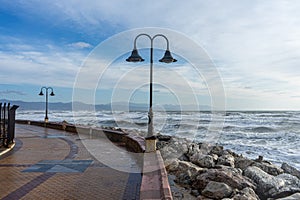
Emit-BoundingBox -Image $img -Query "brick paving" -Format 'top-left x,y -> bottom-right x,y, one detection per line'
0,124 -> 142,200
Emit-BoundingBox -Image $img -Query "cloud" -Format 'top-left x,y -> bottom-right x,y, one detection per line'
1,0 -> 300,109
0,90 -> 26,96
68,42 -> 92,49
0,42 -> 83,87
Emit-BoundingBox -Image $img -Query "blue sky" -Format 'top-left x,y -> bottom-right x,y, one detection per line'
1,0 -> 300,110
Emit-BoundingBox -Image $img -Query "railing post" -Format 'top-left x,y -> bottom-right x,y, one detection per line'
7,105 -> 19,146
0,102 -> 19,147
2,103 -> 6,147
0,103 -> 2,143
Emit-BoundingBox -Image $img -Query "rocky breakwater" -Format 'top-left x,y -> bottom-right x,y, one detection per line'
156,135 -> 300,200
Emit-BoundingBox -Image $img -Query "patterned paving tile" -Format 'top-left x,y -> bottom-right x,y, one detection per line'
22,159 -> 93,173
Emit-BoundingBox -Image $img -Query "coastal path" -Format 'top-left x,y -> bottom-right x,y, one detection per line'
0,124 -> 142,199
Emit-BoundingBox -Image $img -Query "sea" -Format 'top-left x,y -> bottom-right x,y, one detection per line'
16,110 -> 300,169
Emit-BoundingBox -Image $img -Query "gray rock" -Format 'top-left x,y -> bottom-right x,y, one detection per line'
157,134 -> 172,141
177,160 -> 207,176
217,154 -> 235,168
176,160 -> 206,186
275,193 -> 300,200
196,195 -> 214,200
176,171 -> 193,187
211,154 -> 219,162
244,166 -> 284,197
235,156 -> 283,176
168,174 -> 176,186
198,143 -> 213,154
190,154 -> 215,168
159,138 -> 189,161
253,161 -> 284,176
235,157 -> 255,171
202,181 -> 233,199
233,187 -> 259,200
186,143 -> 201,158
191,189 -> 200,197
210,145 -> 224,156
269,173 -> 300,199
168,160 -> 206,187
282,162 -> 300,180
172,186 -> 184,199
168,174 -> 185,200
193,168 -> 255,191
244,166 -> 300,199
216,165 -> 243,175
166,159 -> 179,172
277,173 -> 300,188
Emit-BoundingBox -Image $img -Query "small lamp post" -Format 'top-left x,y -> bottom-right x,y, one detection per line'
126,33 -> 177,152
39,87 -> 55,123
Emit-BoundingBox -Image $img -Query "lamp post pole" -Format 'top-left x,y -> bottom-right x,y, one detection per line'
126,33 -> 177,152
39,87 -> 55,123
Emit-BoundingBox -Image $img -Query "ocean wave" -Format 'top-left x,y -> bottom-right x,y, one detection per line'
251,126 -> 276,133
134,122 -> 148,126
225,112 -> 242,116
257,113 -> 293,118
223,125 -> 236,130
199,119 -> 211,123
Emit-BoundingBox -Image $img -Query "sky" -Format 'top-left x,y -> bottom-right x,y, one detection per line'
0,0 -> 300,110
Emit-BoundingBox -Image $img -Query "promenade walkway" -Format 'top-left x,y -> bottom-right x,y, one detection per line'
0,124 -> 142,199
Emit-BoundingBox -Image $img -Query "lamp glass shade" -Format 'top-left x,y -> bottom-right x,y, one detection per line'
126,49 -> 145,62
39,91 -> 44,96
50,91 -> 55,96
159,50 -> 177,63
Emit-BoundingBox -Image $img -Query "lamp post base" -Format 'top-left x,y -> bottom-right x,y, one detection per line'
145,136 -> 157,153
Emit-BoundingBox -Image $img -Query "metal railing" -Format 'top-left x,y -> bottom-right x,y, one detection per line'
0,103 -> 19,147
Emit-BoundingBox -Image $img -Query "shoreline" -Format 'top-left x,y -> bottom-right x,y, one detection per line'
156,134 -> 300,200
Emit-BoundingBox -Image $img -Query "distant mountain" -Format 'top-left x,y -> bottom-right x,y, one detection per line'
0,99 -> 211,111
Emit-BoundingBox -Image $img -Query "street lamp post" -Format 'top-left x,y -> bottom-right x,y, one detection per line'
126,33 -> 177,152
39,87 -> 55,123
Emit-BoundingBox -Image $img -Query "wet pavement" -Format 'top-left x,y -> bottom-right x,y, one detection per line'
0,124 -> 142,199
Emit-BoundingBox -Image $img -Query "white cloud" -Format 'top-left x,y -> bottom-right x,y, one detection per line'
0,44 -> 83,87
0,90 -> 27,96
68,42 -> 92,49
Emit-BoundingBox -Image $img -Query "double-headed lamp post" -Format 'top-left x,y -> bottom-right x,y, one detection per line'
39,87 -> 55,123
126,33 -> 177,152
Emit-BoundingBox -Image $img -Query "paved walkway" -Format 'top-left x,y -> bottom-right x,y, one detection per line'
0,124 -> 142,200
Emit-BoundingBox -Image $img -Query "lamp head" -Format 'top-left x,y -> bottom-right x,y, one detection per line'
50,91 -> 55,96
159,50 -> 177,63
126,49 -> 144,62
39,91 -> 44,96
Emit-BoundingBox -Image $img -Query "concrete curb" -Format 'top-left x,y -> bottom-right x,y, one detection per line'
157,151 -> 173,199
16,120 -> 146,153
0,142 -> 15,157
140,151 -> 173,200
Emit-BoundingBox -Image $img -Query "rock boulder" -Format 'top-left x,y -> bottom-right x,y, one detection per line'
190,154 -> 215,168
244,166 -> 300,199
282,162 -> 300,180
202,181 -> 233,199
193,168 -> 255,191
